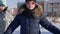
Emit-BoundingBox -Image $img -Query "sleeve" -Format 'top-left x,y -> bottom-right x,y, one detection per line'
4,14 -> 20,34
39,15 -> 60,34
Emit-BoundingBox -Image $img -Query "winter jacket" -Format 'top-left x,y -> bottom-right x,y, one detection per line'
4,10 -> 15,32
0,10 -> 6,34
0,8 -> 14,34
4,4 -> 60,34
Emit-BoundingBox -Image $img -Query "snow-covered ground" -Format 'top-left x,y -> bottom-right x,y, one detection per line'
12,17 -> 60,34
13,26 -> 20,34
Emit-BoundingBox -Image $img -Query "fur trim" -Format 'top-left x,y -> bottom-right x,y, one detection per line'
33,4 -> 43,18
18,4 -> 25,14
18,4 -> 43,18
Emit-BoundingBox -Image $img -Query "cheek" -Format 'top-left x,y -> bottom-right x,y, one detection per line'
26,4 -> 35,9
0,7 -> 3,10
32,5 -> 35,7
30,5 -> 35,8
26,4 -> 30,8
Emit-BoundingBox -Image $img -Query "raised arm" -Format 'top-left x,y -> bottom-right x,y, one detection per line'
4,14 -> 20,34
39,15 -> 60,34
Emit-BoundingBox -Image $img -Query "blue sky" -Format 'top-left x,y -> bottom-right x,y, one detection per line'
7,0 -> 25,8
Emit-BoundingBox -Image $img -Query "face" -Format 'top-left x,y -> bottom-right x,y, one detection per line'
0,6 -> 5,10
26,1 -> 36,10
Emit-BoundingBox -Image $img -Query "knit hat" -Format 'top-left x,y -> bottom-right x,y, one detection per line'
0,4 -> 5,6
25,0 -> 36,2
0,0 -> 7,6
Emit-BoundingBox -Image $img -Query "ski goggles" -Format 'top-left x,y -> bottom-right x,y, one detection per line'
26,1 -> 36,5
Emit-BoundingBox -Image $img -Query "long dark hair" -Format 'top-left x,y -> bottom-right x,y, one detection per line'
3,6 -> 8,12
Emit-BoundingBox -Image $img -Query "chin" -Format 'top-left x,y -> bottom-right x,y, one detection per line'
29,8 -> 34,10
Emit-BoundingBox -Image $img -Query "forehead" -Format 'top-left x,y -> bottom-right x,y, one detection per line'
27,1 -> 35,2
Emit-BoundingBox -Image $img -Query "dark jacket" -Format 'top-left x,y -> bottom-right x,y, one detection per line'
4,4 -> 60,34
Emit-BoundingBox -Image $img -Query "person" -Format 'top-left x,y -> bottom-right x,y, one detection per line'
0,4 -> 8,34
4,0 -> 60,34
0,0 -> 15,34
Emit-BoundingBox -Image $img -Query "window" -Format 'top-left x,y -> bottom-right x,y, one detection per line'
47,3 -> 60,17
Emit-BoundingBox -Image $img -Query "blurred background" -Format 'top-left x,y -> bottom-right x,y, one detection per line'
0,0 -> 60,34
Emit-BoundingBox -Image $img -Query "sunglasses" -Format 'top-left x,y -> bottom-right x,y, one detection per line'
26,1 -> 36,5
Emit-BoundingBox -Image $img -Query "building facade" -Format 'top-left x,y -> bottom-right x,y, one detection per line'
44,0 -> 60,17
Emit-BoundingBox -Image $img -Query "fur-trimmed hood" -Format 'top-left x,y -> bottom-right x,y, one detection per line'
18,4 -> 43,18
